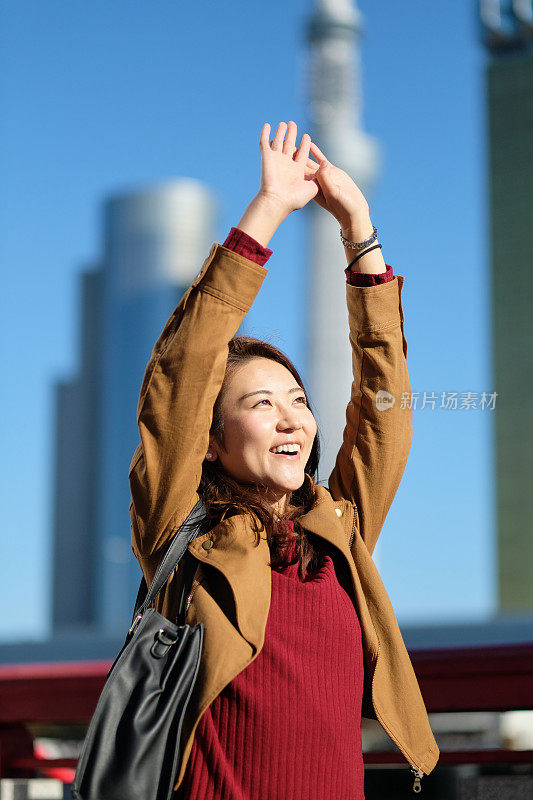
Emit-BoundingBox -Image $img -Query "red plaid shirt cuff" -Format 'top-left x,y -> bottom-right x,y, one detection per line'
222,227 -> 273,266
222,228 -> 394,284
344,262 -> 394,285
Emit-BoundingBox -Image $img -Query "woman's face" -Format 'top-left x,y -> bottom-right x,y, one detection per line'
208,357 -> 317,513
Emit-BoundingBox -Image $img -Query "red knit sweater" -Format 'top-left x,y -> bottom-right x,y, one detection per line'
179,531 -> 365,799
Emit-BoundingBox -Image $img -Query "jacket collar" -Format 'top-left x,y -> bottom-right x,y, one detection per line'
297,484 -> 352,558
188,484 -> 351,649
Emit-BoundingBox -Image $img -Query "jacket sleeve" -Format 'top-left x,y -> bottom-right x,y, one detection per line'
129,242 -> 267,560
328,276 -> 412,556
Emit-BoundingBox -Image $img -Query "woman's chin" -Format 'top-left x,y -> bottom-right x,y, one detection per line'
267,474 -> 305,496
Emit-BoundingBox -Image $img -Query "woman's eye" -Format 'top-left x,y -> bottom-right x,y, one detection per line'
253,396 -> 306,407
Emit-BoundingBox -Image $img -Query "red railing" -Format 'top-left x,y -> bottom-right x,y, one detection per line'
1,643 -> 532,779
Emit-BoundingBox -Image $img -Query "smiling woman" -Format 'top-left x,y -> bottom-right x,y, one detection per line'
200,337 -> 321,577
128,121 -> 439,799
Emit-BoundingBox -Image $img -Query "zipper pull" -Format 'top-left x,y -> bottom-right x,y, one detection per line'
410,765 -> 423,793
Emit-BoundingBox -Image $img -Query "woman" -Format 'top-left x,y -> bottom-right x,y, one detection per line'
128,121 -> 439,799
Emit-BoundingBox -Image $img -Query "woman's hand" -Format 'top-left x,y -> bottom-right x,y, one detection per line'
302,141 -> 373,240
296,140 -> 385,273
258,121 -> 319,215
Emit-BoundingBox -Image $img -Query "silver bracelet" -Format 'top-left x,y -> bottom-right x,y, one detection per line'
340,225 -> 378,250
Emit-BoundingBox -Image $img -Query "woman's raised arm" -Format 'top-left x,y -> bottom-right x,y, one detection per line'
129,122 -> 318,565
308,143 -> 413,555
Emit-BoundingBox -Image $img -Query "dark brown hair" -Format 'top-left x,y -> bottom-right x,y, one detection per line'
199,336 -> 324,579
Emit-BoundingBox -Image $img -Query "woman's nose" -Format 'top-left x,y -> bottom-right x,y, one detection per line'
277,406 -> 303,430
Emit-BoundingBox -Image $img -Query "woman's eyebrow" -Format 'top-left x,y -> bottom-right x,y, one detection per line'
238,387 -> 304,402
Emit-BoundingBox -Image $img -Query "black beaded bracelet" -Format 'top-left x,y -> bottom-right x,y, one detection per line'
347,243 -> 382,270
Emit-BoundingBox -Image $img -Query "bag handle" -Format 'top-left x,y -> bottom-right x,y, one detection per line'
130,498 -> 207,626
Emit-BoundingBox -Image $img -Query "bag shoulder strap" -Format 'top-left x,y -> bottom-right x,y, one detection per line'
131,498 -> 207,624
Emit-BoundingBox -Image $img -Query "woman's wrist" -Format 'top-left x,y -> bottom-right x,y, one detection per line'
341,214 -> 387,275
345,243 -> 387,274
339,212 -> 374,244
236,192 -> 289,249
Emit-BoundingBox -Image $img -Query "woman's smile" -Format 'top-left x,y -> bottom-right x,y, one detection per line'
269,441 -> 302,457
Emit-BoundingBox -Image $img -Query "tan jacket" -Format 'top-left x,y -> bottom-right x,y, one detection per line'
128,243 -> 440,791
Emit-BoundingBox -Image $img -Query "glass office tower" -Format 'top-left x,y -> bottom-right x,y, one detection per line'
52,180 -> 217,633
480,1 -> 533,611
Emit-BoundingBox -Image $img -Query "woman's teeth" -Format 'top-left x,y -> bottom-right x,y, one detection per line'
271,444 -> 301,455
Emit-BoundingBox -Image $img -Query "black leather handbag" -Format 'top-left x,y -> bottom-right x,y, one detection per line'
72,499 -> 207,800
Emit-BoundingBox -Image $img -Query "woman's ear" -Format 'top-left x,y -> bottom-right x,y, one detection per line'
205,435 -> 219,462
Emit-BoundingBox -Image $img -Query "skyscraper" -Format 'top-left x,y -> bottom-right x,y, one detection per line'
51,180 -> 217,633
480,0 -> 533,611
51,268 -> 103,631
305,0 -> 380,478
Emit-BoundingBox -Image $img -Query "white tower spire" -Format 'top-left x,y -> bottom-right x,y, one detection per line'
305,0 -> 380,479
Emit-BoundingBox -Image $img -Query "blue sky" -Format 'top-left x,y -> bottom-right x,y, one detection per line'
1,0 -> 494,642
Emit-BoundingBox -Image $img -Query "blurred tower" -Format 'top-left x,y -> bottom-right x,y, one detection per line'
51,268 -> 103,631
480,1 -> 533,611
305,0 -> 380,478
52,180 -> 217,634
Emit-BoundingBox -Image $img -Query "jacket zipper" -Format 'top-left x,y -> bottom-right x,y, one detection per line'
364,548 -> 424,794
370,641 -> 424,792
410,765 -> 423,793
348,502 -> 425,790
349,504 -> 358,549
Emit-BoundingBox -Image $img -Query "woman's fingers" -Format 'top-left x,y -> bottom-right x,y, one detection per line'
257,122 -> 323,212
269,139 -> 319,170
309,141 -> 327,163
271,121 -> 287,151
283,120 -> 297,155
259,122 -> 271,150
261,124 -> 324,166
265,123 -> 315,162
294,132 -> 311,163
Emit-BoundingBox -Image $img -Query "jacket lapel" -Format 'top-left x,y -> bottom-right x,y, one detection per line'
188,514 -> 271,652
298,484 -> 352,557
